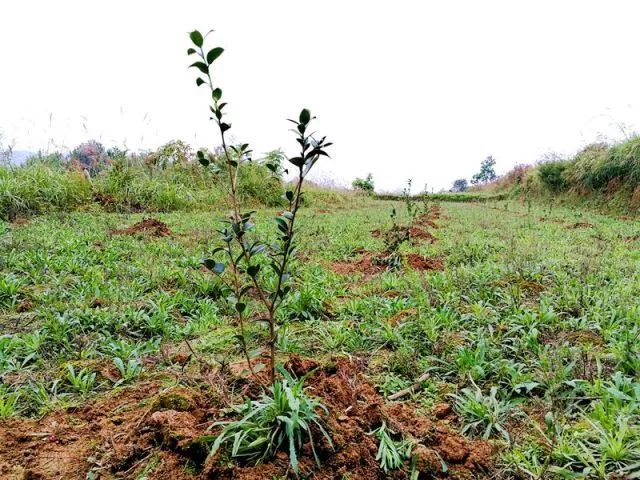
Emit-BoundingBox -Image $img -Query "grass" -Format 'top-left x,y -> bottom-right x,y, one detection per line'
0,161 -> 360,220
1,197 -> 639,477
486,135 -> 640,215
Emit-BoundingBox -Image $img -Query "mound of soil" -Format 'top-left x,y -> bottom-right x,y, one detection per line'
405,254 -> 445,271
206,356 -> 495,479
0,358 -> 494,480
409,226 -> 437,243
329,252 -> 445,276
372,225 -> 438,241
417,218 -> 439,229
110,218 -> 172,237
329,252 -> 386,277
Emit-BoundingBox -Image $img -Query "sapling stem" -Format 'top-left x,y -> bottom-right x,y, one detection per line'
188,29 -> 331,385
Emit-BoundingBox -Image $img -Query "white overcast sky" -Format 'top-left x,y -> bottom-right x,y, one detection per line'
1,1 -> 639,191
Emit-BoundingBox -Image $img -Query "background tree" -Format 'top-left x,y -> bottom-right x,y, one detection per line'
145,139 -> 193,170
352,173 -> 375,194
260,149 -> 287,179
70,140 -> 108,176
451,178 -> 468,192
471,155 -> 497,185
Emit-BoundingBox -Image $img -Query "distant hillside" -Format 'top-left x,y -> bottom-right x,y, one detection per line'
483,136 -> 640,214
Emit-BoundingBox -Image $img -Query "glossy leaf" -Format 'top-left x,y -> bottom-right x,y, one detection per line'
299,108 -> 311,124
189,30 -> 204,47
190,61 -> 209,74
207,47 -> 224,63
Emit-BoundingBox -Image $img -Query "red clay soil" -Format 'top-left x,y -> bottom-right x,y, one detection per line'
329,252 -> 445,276
409,226 -> 437,243
416,218 -> 439,229
329,251 -> 386,277
205,356 -> 495,479
371,226 -> 437,242
110,218 -> 172,237
0,358 -> 495,480
0,380 -> 204,480
405,254 -> 445,272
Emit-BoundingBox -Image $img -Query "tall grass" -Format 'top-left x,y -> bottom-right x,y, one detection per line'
488,136 -> 640,213
539,137 -> 640,194
0,164 -> 91,219
0,158 -> 355,220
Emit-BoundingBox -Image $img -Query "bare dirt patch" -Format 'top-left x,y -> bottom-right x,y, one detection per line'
328,251 -> 386,277
0,358 -> 495,479
110,218 -> 172,237
329,252 -> 445,276
409,226 -> 437,243
405,254 -> 445,271
206,356 -> 495,479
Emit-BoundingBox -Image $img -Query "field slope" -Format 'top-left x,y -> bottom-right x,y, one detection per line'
0,199 -> 639,479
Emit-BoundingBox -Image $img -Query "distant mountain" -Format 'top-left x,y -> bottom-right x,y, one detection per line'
9,151 -> 34,165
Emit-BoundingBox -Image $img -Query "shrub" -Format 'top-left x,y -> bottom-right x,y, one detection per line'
502,164 -> 530,187
69,140 -> 108,176
451,178 -> 468,192
145,140 -> 193,170
237,162 -> 283,206
353,173 -> 375,194
538,160 -> 569,191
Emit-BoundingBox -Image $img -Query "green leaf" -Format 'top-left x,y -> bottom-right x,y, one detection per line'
189,61 -> 209,74
247,265 -> 260,277
212,88 -> 222,101
203,259 -> 225,273
189,30 -> 204,47
288,156 -> 304,167
207,47 -> 224,64
299,108 -> 311,125
197,150 -> 209,166
196,77 -> 206,87
187,48 -> 197,55
285,190 -> 294,202
235,302 -> 246,314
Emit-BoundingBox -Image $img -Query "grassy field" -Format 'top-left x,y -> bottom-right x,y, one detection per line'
0,199 -> 639,479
